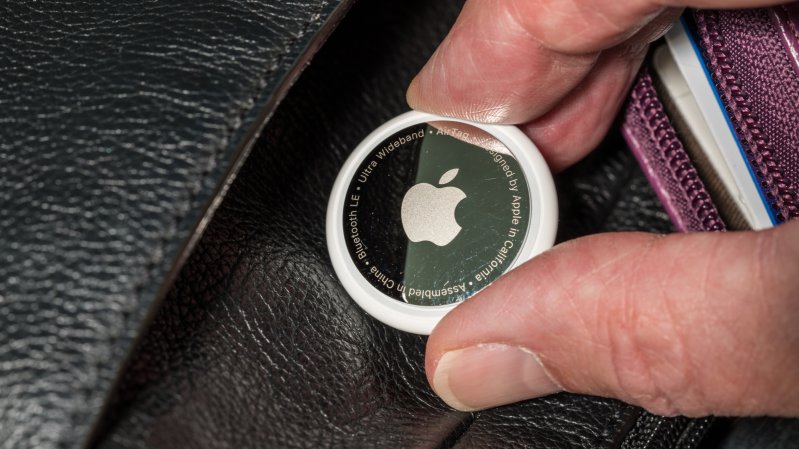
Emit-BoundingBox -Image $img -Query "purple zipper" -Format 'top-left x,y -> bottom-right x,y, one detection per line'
694,9 -> 799,223
623,72 -> 725,232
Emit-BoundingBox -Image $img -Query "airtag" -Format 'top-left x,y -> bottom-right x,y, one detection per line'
326,111 -> 557,334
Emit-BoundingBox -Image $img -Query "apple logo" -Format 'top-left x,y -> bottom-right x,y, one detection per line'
401,168 -> 466,246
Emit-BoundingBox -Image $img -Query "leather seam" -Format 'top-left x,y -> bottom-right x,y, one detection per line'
436,413 -> 477,449
64,2 -> 331,448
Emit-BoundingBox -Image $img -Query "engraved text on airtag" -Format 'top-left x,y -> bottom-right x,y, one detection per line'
343,122 -> 532,306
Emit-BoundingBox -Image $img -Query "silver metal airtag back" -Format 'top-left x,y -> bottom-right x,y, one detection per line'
326,111 -> 557,334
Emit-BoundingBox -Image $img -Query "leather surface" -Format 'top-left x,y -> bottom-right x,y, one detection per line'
702,418 -> 799,449
0,1 -> 352,448
94,1 -> 690,448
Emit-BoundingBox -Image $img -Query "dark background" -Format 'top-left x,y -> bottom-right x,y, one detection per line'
91,0 -> 796,447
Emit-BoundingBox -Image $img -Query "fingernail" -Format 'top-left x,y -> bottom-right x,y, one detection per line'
432,344 -> 560,411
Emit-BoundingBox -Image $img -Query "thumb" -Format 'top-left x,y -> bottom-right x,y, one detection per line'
426,221 -> 799,417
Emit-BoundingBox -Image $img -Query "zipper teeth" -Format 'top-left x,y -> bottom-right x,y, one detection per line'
695,10 -> 799,223
632,73 -> 725,231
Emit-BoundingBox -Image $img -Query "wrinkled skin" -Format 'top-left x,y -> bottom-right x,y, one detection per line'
409,0 -> 799,417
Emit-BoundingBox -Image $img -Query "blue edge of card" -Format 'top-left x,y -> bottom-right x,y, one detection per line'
680,15 -> 778,225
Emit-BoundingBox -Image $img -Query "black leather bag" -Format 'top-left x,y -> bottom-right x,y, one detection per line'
0,1 -> 721,448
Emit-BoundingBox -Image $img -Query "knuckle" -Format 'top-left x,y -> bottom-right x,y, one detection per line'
606,288 -> 703,416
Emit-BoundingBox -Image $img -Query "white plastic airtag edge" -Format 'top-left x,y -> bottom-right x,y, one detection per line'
326,111 -> 557,335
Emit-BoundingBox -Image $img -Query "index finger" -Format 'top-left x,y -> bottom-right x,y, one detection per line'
407,0 -> 788,125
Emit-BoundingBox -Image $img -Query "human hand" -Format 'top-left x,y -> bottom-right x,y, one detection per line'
408,0 -> 799,417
